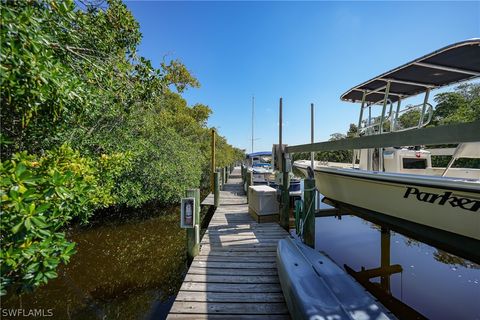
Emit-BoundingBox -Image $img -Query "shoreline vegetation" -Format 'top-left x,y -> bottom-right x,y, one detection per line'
1,0 -> 243,297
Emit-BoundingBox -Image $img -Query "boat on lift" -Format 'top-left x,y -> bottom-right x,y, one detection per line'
244,151 -> 302,195
244,151 -> 275,185
295,39 -> 480,241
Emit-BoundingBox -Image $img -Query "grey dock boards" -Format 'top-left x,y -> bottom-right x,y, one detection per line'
167,167 -> 290,319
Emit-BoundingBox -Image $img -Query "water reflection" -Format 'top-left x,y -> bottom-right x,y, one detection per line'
315,215 -> 480,320
3,209 -> 188,319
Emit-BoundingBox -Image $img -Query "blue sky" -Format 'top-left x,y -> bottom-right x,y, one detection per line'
125,1 -> 479,152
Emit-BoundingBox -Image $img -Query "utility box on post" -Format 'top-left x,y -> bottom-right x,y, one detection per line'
180,197 -> 195,228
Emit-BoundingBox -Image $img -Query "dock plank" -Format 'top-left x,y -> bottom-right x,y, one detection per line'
168,315 -> 289,320
175,291 -> 285,303
169,302 -> 289,315
187,267 -> 278,276
168,167 -> 290,319
179,282 -> 283,293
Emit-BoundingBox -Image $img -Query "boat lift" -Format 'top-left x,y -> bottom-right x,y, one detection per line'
276,39 -> 480,255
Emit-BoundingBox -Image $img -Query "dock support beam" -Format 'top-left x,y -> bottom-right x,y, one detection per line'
214,171 -> 220,207
186,188 -> 200,259
303,178 -> 316,247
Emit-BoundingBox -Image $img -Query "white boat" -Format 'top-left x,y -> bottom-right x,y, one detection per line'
245,151 -> 275,184
295,39 -> 480,241
244,151 -> 302,195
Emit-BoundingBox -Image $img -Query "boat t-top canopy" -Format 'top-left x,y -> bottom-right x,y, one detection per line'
341,39 -> 480,103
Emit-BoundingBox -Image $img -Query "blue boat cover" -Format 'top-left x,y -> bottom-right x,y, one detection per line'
277,236 -> 395,320
246,151 -> 272,158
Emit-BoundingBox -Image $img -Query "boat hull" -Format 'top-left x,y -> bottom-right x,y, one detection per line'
295,163 -> 480,240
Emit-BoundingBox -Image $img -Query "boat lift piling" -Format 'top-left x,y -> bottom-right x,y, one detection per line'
277,98 -> 317,246
278,97 -> 291,230
303,178 -> 316,247
310,103 -> 315,169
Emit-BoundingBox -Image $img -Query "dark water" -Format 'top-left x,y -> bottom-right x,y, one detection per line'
2,208 -> 189,319
315,215 -> 480,320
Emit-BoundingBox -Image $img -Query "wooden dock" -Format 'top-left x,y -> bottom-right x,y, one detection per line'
168,167 -> 290,319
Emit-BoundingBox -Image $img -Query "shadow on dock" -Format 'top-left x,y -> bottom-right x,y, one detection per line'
167,168 -> 290,319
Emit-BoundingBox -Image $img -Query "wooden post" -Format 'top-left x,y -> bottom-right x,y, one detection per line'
280,153 -> 290,230
310,103 -> 315,169
246,171 -> 253,203
214,171 -> 220,207
380,227 -> 391,293
193,188 -> 201,256
210,129 -> 216,192
303,178 -> 316,248
186,189 -> 200,259
220,167 -> 224,190
278,97 -> 290,230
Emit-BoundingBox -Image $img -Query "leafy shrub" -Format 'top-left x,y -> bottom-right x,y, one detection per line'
0,0 -> 244,296
0,145 -> 127,295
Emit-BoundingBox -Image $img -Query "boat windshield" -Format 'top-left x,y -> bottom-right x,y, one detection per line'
252,155 -> 272,168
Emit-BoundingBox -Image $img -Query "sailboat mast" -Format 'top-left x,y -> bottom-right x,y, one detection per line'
251,95 -> 255,153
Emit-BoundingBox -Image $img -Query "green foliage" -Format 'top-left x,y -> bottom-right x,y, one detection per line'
430,83 -> 480,167
292,132 -> 353,163
433,83 -> 480,125
0,0 -> 243,295
398,108 -> 421,129
0,145 -> 119,295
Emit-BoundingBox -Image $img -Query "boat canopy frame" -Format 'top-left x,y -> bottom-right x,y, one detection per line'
341,39 -> 480,104
343,39 -> 480,170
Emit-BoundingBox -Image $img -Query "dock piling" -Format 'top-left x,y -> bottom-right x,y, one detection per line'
214,171 -> 220,207
220,168 -> 224,190
278,97 -> 290,230
280,154 -> 290,230
246,171 -> 253,203
303,178 -> 316,247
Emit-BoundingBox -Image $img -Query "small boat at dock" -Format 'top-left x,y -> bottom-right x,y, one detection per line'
245,151 -> 275,184
244,151 -> 302,195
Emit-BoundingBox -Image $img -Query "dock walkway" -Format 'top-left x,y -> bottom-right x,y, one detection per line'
168,167 -> 290,319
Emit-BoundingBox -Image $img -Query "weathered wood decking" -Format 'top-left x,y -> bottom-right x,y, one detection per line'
168,167 -> 290,319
